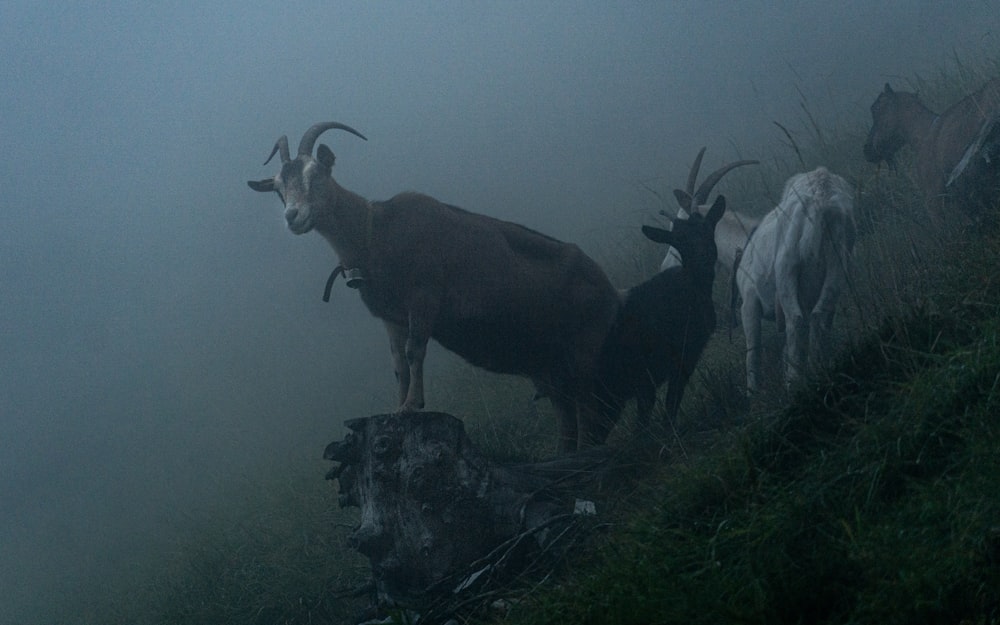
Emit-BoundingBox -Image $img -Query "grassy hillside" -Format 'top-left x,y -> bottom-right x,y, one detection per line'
496,58 -> 1000,625
82,57 -> 1000,625
502,236 -> 1000,624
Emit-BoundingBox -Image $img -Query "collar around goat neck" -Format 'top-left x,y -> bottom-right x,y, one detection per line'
322,265 -> 367,302
322,203 -> 375,302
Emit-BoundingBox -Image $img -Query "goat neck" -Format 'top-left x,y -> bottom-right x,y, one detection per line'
314,179 -> 376,271
896,102 -> 940,155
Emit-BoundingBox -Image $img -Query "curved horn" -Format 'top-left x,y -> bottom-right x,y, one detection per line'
693,159 -> 759,206
263,135 -> 290,165
685,147 -> 707,198
297,122 -> 368,157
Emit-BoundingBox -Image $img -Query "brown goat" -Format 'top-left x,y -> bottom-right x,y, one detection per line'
247,122 -> 621,453
863,77 -> 1000,217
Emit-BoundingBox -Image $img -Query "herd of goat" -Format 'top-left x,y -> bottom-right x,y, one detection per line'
249,77 -> 1000,453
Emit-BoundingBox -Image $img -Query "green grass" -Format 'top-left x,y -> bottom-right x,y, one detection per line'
501,236 -> 1000,624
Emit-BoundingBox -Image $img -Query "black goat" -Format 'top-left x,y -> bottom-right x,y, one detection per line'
588,195 -> 726,441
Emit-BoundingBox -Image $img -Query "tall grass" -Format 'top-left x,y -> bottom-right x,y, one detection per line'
503,238 -> 1000,624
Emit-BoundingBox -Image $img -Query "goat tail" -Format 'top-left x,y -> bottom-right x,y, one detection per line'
800,198 -> 855,265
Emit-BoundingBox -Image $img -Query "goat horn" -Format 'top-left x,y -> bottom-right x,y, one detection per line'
263,135 -> 290,165
685,147 -> 707,198
297,122 -> 368,157
693,159 -> 759,206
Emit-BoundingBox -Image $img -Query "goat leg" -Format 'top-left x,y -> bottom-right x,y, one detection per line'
398,291 -> 440,413
633,383 -> 656,432
808,253 -> 847,375
662,372 -> 687,424
400,335 -> 427,413
385,321 -> 412,409
809,309 -> 835,375
547,393 -> 580,454
742,297 -> 764,394
784,313 -> 809,387
577,391 -> 619,449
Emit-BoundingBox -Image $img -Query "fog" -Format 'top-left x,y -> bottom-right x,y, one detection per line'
1,2 -> 997,622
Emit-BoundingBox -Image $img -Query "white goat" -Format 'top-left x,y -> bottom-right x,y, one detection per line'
659,148 -> 758,272
736,167 -> 855,393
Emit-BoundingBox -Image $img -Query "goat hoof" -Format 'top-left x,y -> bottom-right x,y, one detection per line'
396,402 -> 424,414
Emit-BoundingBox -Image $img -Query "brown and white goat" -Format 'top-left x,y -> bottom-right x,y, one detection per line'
863,77 -> 1000,218
659,148 -> 758,272
592,195 -> 727,438
735,167 -> 855,393
247,122 -> 621,453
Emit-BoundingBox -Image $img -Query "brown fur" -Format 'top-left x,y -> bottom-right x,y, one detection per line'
249,124 -> 621,452
863,77 -> 1000,217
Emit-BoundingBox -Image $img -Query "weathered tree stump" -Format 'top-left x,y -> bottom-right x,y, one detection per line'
325,411 -> 626,621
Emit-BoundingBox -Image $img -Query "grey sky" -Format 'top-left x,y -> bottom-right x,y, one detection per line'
1,2 -> 997,622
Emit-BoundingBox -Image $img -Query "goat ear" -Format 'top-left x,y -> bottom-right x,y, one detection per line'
673,189 -> 693,212
884,83 -> 894,94
248,178 -> 275,193
642,225 -> 674,246
316,144 -> 336,170
706,194 -> 726,226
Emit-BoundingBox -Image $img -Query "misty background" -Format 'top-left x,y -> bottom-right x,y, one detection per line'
1,2 -> 997,622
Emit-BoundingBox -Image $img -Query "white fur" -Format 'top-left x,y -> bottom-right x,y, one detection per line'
284,161 -> 318,233
736,167 -> 855,392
